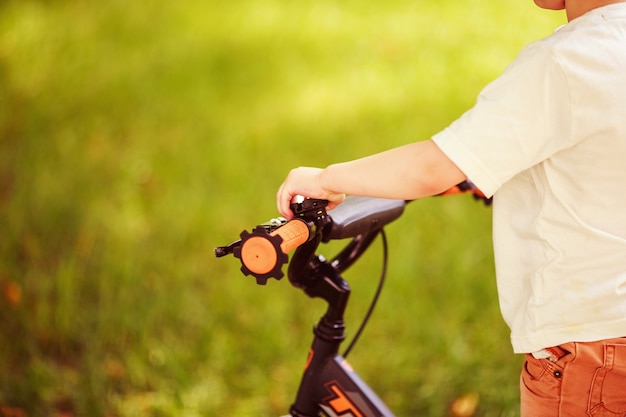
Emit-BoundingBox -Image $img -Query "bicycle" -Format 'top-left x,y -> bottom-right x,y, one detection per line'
215,181 -> 490,417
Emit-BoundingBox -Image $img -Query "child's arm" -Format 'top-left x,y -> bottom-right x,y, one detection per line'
276,139 -> 466,219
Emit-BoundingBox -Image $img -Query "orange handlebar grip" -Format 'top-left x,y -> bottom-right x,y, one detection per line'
240,236 -> 280,276
271,219 -> 310,254
238,219 -> 310,279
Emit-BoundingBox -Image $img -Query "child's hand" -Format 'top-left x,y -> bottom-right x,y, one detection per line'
276,167 -> 345,219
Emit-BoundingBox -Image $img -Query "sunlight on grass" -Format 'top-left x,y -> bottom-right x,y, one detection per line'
0,0 -> 564,415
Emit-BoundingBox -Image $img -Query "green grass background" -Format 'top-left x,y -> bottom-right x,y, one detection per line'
0,1 -> 564,416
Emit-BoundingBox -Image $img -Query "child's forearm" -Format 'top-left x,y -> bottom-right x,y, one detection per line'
319,140 -> 466,200
276,139 -> 466,218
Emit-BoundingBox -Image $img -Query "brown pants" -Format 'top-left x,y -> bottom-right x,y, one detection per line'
520,337 -> 626,417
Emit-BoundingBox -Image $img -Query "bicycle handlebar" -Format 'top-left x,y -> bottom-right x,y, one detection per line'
215,196 -> 406,285
215,180 -> 490,285
325,196 -> 406,241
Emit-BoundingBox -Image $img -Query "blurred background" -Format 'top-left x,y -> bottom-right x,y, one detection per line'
0,1 -> 564,416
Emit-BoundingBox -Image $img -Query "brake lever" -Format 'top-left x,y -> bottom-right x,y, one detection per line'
214,217 -> 289,258
214,240 -> 239,258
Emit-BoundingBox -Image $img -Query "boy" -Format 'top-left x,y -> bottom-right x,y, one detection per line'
276,0 -> 626,415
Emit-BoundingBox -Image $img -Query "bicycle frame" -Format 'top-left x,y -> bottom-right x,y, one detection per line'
217,196 -> 404,416
286,229 -> 396,417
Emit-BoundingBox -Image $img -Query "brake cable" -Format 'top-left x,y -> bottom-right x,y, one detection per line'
342,228 -> 388,358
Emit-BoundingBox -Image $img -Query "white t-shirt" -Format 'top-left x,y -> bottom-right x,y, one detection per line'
433,3 -> 626,353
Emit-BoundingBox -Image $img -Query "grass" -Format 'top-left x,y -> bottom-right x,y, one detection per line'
0,1 -> 565,416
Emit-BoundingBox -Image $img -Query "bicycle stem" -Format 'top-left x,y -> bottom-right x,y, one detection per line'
289,253 -> 352,416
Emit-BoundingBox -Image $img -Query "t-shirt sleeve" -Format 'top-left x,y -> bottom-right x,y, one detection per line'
432,40 -> 572,198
